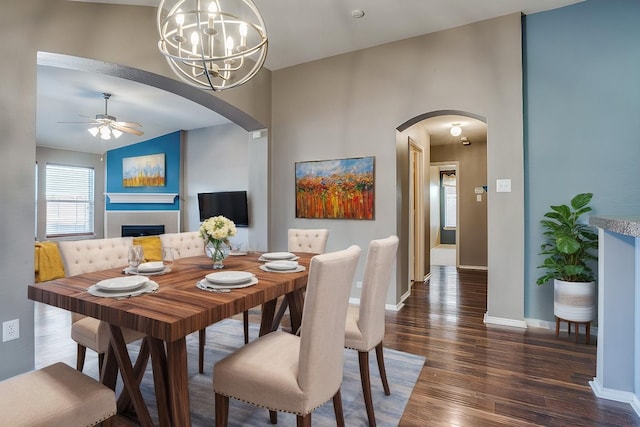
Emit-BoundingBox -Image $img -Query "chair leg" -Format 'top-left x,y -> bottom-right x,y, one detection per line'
98,352 -> 104,374
214,393 -> 229,427
243,310 -> 249,344
76,344 -> 87,371
358,351 -> 376,427
199,328 -> 206,374
269,410 -> 277,424
375,342 -> 391,396
297,413 -> 311,427
333,389 -> 345,427
270,298 -> 289,332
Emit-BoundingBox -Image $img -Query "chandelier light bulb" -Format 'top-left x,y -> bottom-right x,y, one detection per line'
88,127 -> 99,137
450,124 -> 462,137
112,129 -> 123,139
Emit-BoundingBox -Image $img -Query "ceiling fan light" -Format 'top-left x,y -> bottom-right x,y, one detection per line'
112,129 -> 123,139
88,127 -> 99,137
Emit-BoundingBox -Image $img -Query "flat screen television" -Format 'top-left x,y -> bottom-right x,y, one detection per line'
197,191 -> 249,227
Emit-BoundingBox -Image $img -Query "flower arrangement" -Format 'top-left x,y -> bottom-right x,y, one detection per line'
200,216 -> 237,268
200,215 -> 237,244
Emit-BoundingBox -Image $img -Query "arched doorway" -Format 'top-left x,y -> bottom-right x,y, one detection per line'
397,110 -> 487,287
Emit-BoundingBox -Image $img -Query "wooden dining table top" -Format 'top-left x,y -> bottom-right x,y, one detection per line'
28,252 -> 313,343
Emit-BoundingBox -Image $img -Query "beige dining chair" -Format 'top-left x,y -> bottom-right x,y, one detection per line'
213,245 -> 361,427
57,238 -> 147,373
268,228 -> 329,332
344,235 -> 399,427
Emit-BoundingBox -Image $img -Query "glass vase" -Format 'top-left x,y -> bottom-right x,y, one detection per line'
205,240 -> 230,269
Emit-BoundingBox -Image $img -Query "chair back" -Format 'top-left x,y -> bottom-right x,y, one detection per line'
158,231 -> 204,258
288,229 -> 329,253
358,235 -> 399,347
297,245 -> 361,399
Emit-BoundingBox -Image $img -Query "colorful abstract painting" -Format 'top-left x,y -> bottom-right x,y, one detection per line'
295,156 -> 374,220
122,153 -> 165,187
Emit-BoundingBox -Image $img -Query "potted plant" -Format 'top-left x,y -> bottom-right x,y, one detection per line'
537,193 -> 598,323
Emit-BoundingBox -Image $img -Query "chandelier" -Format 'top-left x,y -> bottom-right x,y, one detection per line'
157,0 -> 268,92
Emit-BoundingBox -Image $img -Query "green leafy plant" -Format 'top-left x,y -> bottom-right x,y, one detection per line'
536,193 -> 598,285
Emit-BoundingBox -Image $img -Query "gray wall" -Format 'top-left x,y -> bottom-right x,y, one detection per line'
270,14 -> 525,320
431,141 -> 488,268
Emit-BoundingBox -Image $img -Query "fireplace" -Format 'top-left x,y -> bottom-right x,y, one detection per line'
121,224 -> 165,237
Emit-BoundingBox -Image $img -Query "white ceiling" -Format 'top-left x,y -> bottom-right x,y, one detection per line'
43,0 -> 582,153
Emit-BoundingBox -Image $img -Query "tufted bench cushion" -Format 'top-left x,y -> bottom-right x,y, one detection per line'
159,231 -> 204,259
58,237 -> 133,277
0,362 -> 116,426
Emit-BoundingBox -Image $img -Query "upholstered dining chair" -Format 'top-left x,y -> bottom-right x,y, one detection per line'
268,228 -> 329,332
57,238 -> 147,373
213,245 -> 361,427
344,235 -> 399,427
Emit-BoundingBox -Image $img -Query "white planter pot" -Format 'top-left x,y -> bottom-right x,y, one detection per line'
553,279 -> 596,322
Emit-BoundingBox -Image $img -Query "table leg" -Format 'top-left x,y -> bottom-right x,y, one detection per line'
287,289 -> 305,334
260,300 -> 277,336
108,325 -> 154,427
116,338 -> 150,415
147,337 -> 172,427
166,337 -> 191,427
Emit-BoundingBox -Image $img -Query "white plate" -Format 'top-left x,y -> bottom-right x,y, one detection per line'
264,260 -> 299,271
94,276 -> 149,292
205,271 -> 255,286
197,277 -> 258,291
261,252 -> 296,260
124,266 -> 171,276
228,251 -> 248,256
259,265 -> 306,274
88,281 -> 159,298
138,261 -> 165,273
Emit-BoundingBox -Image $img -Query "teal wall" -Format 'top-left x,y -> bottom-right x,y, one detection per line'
524,0 -> 640,320
105,132 -> 181,211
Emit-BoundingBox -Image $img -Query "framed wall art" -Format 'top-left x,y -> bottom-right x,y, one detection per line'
295,156 -> 374,220
122,153 -> 166,187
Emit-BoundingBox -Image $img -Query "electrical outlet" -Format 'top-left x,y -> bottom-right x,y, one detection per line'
356,281 -> 363,289
2,319 -> 19,342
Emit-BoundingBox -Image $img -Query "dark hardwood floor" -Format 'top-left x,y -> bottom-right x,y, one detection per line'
35,265 -> 639,426
388,266 -> 639,426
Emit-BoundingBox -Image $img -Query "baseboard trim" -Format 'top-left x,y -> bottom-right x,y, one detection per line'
590,378 -> 640,416
484,312 -> 527,329
348,297 -> 404,312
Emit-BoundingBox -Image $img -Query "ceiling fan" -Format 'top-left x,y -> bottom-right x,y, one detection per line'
60,92 -> 144,140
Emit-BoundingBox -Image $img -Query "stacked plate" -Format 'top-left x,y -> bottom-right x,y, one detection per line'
124,261 -> 170,276
258,252 -> 299,262
87,276 -> 159,298
260,259 -> 305,273
197,271 -> 258,291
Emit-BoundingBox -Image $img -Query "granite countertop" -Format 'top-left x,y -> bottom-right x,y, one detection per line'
589,216 -> 640,238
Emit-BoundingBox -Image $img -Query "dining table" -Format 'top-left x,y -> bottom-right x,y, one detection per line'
28,251 -> 313,427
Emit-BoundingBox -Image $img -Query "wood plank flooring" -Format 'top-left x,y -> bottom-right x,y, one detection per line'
387,266 -> 639,426
35,265 -> 640,426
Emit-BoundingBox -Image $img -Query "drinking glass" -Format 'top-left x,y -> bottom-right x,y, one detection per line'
162,247 -> 175,269
128,245 -> 144,273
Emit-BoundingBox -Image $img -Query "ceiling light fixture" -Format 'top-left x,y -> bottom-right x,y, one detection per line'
450,123 -> 462,137
86,93 -> 142,140
157,0 -> 269,92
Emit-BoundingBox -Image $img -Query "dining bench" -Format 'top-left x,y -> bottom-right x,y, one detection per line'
0,362 -> 117,426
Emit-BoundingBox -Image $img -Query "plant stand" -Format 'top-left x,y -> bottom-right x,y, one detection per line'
555,316 -> 591,344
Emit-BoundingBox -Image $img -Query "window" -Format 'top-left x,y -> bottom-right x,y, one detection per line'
442,171 -> 457,228
46,164 -> 95,238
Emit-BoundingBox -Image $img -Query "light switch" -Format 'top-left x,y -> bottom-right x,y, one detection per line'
496,178 -> 511,193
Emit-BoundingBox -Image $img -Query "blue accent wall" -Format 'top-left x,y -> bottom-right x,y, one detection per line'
524,0 -> 640,320
106,131 -> 181,211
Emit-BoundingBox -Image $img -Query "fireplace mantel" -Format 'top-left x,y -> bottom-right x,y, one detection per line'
105,193 -> 178,204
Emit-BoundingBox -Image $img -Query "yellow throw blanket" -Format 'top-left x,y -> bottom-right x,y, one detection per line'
34,241 -> 66,283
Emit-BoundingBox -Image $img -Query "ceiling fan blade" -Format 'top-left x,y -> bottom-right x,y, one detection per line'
114,121 -> 142,128
113,124 -> 144,136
